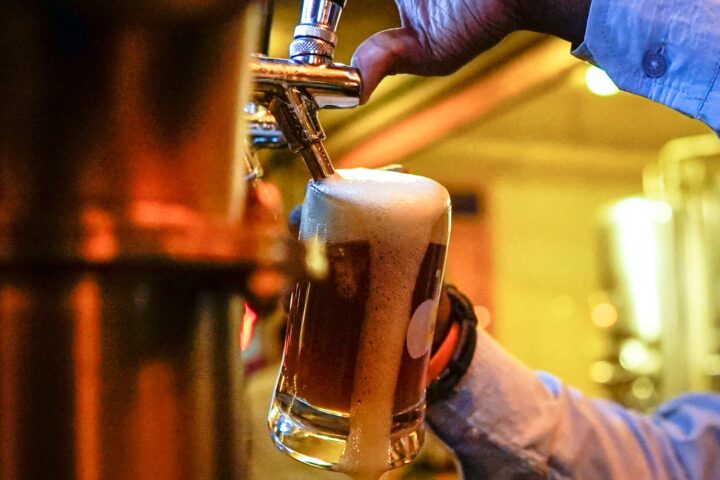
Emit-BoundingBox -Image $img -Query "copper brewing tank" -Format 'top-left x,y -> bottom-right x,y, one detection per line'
0,1 -> 283,478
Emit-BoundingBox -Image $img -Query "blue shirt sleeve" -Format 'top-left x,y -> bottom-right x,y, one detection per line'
572,0 -> 720,133
652,393 -> 720,478
427,330 -> 720,479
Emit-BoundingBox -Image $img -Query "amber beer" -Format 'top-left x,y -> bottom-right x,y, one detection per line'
269,169 -> 451,477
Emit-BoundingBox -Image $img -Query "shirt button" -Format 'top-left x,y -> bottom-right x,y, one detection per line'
642,49 -> 667,78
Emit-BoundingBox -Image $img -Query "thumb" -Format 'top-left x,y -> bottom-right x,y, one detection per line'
351,27 -> 426,104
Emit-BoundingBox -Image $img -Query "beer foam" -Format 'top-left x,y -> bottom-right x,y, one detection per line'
300,168 -> 450,246
300,169 -> 450,479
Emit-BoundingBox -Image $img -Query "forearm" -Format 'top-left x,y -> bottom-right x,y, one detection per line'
427,330 -> 720,479
426,330 -> 553,478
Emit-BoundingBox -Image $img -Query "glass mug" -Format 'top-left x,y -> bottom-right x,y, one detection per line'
268,168 -> 451,479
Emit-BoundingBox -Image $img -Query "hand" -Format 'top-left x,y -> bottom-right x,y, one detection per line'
352,0 -> 591,103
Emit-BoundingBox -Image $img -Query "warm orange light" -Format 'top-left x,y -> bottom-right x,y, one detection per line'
255,181 -> 283,213
131,201 -> 200,229
0,287 -> 26,480
131,362 -> 180,480
591,302 -> 618,328
71,278 -> 101,480
248,269 -> 285,300
240,303 -> 258,352
474,305 -> 492,329
80,207 -> 118,261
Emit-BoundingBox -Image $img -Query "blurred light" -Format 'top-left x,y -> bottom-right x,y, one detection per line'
80,207 -> 118,261
591,302 -> 618,328
589,360 -> 615,384
704,354 -> 720,376
552,295 -> 576,320
474,305 -> 492,329
651,202 -> 673,223
587,290 -> 610,309
248,269 -> 285,299
240,303 -> 258,352
619,339 -> 650,372
609,198 -> 663,341
255,181 -> 283,213
619,339 -> 662,374
131,200 -> 198,228
585,66 -> 619,96
278,417 -> 294,435
305,236 -> 329,280
631,376 -> 655,400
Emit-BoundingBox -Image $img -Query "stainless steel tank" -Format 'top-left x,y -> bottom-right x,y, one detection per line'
593,135 -> 720,410
0,1 -> 289,478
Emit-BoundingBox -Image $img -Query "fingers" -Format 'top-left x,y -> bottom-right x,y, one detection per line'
351,27 -> 425,104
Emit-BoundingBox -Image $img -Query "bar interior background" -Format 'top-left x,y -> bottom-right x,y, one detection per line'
247,0 -> 720,478
2,0 -> 719,479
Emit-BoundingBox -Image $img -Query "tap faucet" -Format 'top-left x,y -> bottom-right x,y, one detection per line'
249,0 -> 361,180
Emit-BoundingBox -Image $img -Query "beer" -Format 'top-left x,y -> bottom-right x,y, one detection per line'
268,169 -> 450,479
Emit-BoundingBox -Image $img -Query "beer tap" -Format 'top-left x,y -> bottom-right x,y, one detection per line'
250,0 -> 361,180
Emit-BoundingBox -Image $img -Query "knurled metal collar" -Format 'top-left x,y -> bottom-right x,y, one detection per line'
293,24 -> 337,46
289,37 -> 334,59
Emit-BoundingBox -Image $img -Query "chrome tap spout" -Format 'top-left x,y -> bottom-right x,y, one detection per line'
248,0 -> 360,180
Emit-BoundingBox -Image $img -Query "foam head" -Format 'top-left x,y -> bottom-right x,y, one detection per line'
300,168 -> 450,245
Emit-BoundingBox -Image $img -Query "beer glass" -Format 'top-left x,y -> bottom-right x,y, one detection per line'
268,168 -> 451,478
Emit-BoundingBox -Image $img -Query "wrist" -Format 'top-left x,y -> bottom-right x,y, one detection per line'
516,0 -> 592,46
426,285 -> 479,405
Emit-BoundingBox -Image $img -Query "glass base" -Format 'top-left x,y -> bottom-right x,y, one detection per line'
268,393 -> 425,471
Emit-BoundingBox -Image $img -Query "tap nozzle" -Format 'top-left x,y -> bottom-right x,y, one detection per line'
268,86 -> 334,180
248,0 -> 358,181
250,56 -> 360,180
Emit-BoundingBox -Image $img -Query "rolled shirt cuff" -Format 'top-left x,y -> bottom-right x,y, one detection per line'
571,0 -> 720,133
